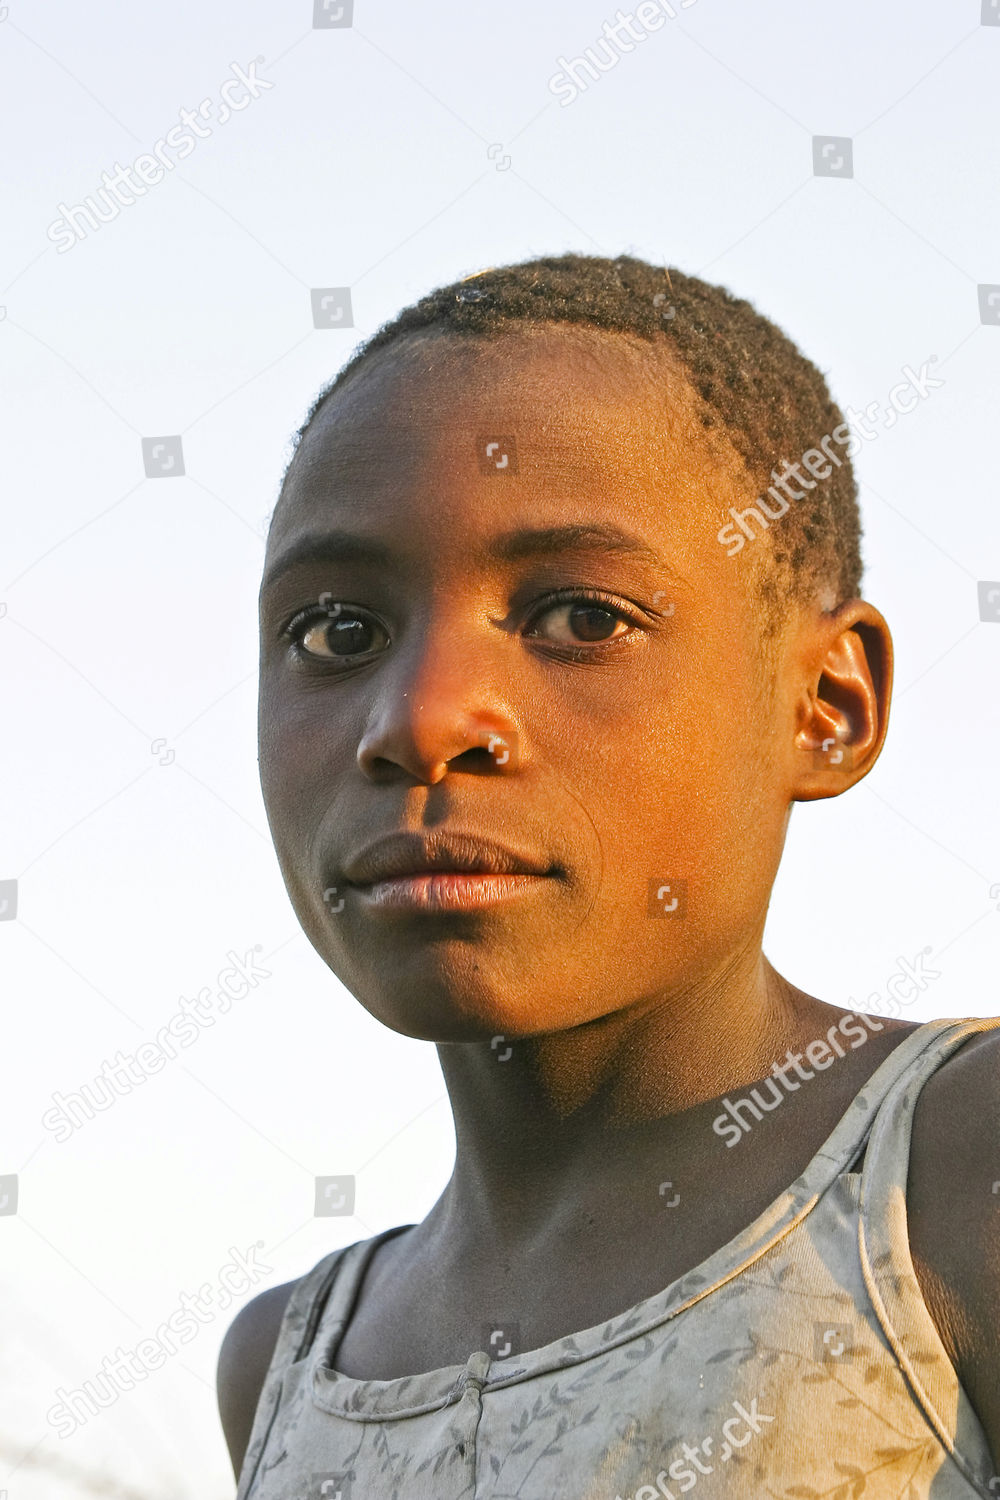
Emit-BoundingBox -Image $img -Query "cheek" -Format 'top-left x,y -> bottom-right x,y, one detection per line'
258,692 -> 293,808
258,700 -> 347,936
257,685 -> 335,852
576,674 -> 775,920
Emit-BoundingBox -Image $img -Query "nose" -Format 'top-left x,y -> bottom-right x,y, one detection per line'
355,611 -> 521,785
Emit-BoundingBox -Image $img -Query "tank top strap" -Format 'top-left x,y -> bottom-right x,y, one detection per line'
858,1014 -> 1000,1494
235,1244 -> 352,1500
791,1016 -> 984,1188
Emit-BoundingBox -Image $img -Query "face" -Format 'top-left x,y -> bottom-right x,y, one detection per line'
257,325 -> 805,1041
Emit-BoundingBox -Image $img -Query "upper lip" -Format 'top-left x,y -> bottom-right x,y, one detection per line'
343,832 -> 554,887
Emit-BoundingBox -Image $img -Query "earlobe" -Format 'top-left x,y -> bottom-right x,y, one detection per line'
791,602 -> 893,803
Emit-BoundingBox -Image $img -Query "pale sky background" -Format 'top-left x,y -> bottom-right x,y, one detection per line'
2,1 -> 999,1496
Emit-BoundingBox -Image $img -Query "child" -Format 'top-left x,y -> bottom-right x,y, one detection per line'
218,253 -> 1000,1498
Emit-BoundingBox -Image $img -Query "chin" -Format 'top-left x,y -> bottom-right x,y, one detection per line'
335,955 -> 535,1042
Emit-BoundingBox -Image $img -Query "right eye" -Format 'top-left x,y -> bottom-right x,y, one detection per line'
284,604 -> 389,663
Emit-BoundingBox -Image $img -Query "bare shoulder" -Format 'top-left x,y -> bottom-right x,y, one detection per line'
908,1022 -> 1000,1463
216,1278 -> 300,1482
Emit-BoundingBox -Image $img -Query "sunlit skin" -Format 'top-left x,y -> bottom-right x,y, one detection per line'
249,324 -> 999,1456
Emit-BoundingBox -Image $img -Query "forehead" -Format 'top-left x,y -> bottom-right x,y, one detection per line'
268,325 -> 750,584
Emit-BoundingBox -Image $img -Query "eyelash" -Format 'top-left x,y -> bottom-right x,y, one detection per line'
526,587 -> 641,644
282,588 -> 643,664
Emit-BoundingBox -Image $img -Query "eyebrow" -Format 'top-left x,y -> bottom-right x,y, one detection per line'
262,523 -> 670,594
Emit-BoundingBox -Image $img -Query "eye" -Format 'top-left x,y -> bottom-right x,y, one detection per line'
282,588 -> 642,665
284,604 -> 388,662
525,589 -> 637,647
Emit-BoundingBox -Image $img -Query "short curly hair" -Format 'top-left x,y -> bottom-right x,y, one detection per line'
279,252 -> 863,650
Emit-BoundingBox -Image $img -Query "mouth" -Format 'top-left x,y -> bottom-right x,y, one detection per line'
340,831 -> 557,912
352,870 -> 553,911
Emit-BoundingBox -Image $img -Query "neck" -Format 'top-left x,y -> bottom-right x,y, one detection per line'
426,948 -> 812,1255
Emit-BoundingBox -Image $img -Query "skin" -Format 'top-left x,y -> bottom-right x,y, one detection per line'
217,323 -> 1000,1479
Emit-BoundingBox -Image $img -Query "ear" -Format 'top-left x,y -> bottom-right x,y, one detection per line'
791,600 -> 893,802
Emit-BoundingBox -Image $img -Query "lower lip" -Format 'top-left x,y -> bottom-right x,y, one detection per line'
353,872 -> 551,910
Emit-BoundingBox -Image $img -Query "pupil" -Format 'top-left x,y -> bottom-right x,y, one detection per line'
570,604 -> 615,641
329,617 -> 370,655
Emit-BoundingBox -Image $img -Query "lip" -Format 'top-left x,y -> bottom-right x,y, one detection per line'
353,870 -> 552,911
343,831 -> 555,888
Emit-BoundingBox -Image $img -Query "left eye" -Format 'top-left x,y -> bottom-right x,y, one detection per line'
288,606 -> 388,660
526,594 -> 633,646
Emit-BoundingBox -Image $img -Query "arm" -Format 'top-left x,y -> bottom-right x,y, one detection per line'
908,1026 -> 1000,1469
216,1279 -> 299,1483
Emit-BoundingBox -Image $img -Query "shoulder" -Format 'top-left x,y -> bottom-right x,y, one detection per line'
907,1022 -> 1000,1458
216,1278 -> 300,1481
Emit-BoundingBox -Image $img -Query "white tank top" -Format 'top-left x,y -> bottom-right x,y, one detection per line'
236,1015 -> 1000,1499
